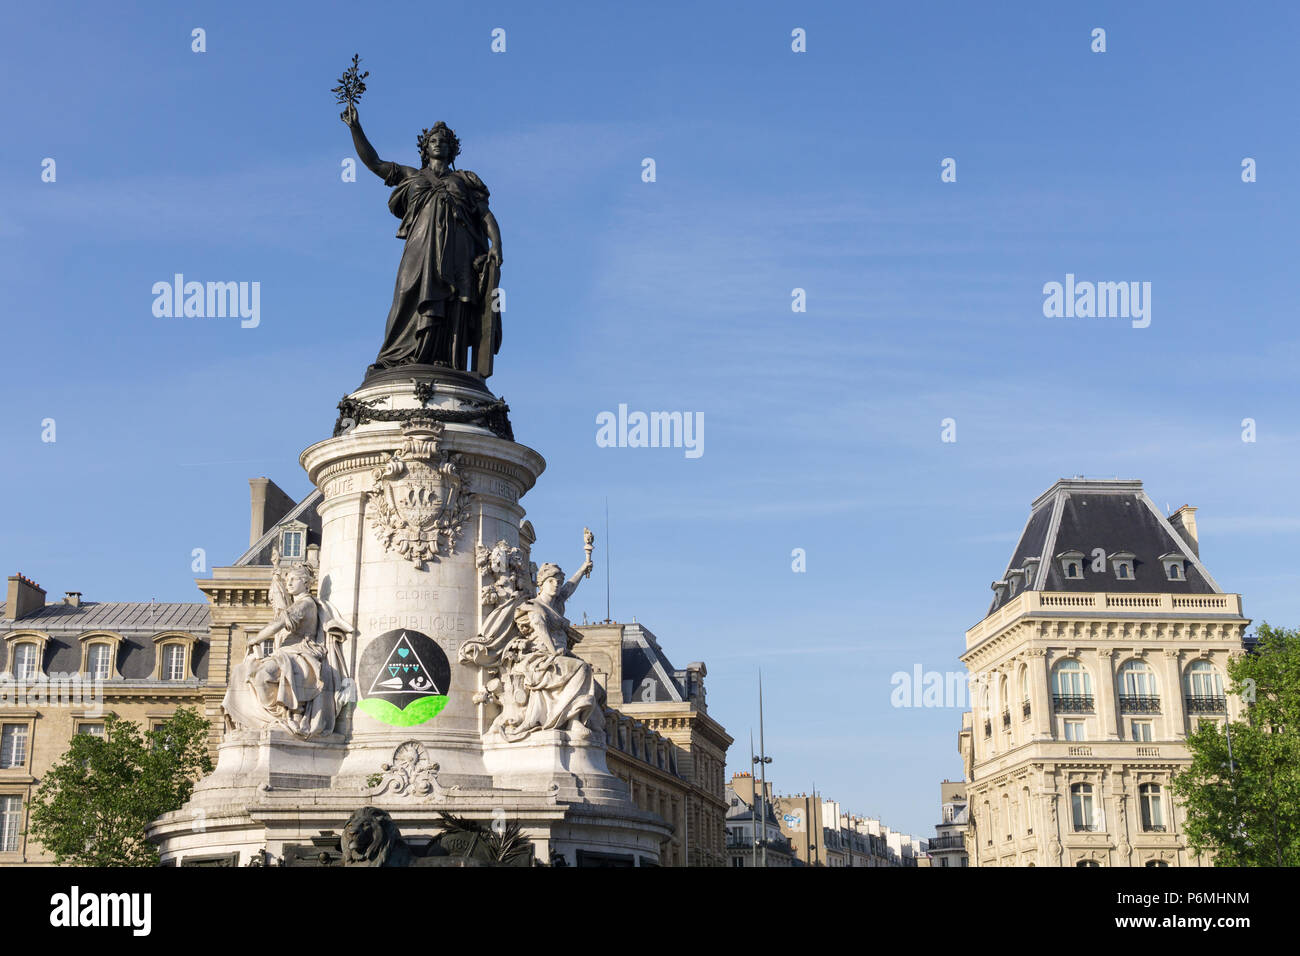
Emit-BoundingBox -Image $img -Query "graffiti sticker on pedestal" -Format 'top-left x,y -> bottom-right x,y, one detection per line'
357,629 -> 451,727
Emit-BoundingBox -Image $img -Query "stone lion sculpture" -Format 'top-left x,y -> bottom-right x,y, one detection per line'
340,807 -> 413,867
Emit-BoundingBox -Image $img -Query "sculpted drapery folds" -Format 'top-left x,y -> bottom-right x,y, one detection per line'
222,557 -> 355,738
342,103 -> 504,377
460,538 -> 605,744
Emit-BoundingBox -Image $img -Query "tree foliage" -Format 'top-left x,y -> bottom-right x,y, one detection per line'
1172,622 -> 1300,866
27,708 -> 213,866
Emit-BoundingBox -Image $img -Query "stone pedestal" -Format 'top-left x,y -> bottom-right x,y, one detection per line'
150,371 -> 669,866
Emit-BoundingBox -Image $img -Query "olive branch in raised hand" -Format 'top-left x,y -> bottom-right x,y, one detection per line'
332,54 -> 369,107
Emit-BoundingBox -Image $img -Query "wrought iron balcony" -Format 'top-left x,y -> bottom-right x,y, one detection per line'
927,834 -> 965,851
1185,695 -> 1227,714
1119,695 -> 1161,714
1052,694 -> 1095,713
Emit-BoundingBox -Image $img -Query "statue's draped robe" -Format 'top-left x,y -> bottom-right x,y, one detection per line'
460,583 -> 603,742
372,162 -> 494,369
223,595 -> 352,737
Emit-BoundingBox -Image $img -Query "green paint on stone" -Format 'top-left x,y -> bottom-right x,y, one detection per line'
357,694 -> 448,727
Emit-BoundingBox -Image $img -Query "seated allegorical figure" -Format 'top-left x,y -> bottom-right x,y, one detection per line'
460,539 -> 605,744
222,558 -> 354,738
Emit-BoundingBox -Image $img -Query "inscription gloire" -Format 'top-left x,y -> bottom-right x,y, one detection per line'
393,589 -> 440,604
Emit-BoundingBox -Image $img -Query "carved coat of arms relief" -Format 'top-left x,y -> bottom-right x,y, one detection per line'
367,419 -> 471,566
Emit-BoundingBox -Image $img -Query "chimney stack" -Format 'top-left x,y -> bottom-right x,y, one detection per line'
6,574 -> 47,620
1169,505 -> 1199,557
248,477 -> 296,547
63,591 -> 82,607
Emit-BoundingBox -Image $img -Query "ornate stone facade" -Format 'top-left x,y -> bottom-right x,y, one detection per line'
958,480 -> 1250,867
573,621 -> 732,866
0,576 -> 210,864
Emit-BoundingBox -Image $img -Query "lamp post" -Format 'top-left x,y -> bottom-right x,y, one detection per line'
754,672 -> 773,867
749,731 -> 758,868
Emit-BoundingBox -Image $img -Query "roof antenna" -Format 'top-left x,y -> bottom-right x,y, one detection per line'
604,496 -> 611,623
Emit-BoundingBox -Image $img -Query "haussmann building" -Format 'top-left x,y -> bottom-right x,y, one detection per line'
957,478 -> 1249,867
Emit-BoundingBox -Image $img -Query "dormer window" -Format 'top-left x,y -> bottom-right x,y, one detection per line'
79,633 -> 124,680
88,644 -> 112,679
1006,569 -> 1025,595
991,580 -> 1008,601
1057,550 -> 1084,580
11,642 -> 40,680
1158,552 -> 1185,581
1023,558 -> 1040,588
1109,551 -> 1136,581
151,633 -> 198,681
280,521 -> 306,560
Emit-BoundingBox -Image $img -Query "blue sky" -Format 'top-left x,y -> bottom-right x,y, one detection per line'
4,1 -> 1299,840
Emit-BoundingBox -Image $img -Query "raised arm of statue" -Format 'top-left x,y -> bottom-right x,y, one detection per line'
561,559 -> 593,601
340,104 -> 391,178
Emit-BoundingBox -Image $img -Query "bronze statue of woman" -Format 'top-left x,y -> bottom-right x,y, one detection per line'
342,104 -> 503,377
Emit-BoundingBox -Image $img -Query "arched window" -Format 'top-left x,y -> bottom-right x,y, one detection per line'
11,643 -> 39,681
1184,661 -> 1225,713
78,632 -> 124,680
151,634 -> 197,681
1110,551 -> 1136,579
1076,859 -> 1100,867
87,643 -> 113,679
1140,784 -> 1165,832
1119,660 -> 1157,696
1058,550 -> 1084,579
1145,860 -> 1169,867
1185,661 -> 1222,697
163,644 -> 186,680
1070,783 -> 1097,831
1118,660 -> 1159,713
1052,659 -> 1094,712
1053,660 -> 1092,696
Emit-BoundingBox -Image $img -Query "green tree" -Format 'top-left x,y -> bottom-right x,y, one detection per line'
27,707 -> 213,866
1172,622 -> 1300,866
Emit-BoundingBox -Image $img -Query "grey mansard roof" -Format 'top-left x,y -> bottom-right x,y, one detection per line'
0,600 -> 211,680
0,600 -> 209,632
986,478 -> 1220,617
619,623 -> 687,703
